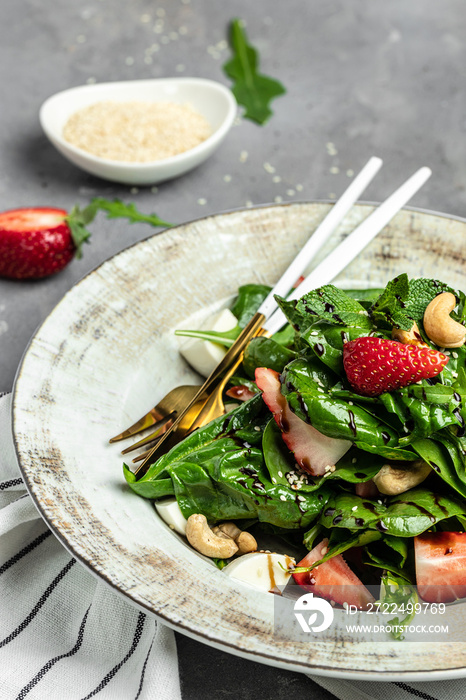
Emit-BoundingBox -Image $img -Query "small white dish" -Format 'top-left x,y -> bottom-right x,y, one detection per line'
39,77 -> 237,185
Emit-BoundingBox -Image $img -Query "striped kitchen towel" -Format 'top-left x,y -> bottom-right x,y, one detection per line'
0,393 -> 181,700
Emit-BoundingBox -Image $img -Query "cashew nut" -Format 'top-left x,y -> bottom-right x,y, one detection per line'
423,292 -> 466,348
213,522 -> 258,554
373,460 -> 432,496
186,514 -> 239,558
392,321 -> 425,346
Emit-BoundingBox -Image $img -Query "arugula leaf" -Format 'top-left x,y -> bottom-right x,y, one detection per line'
65,197 -> 172,258
377,572 -> 418,640
223,19 -> 286,124
174,326 -> 240,348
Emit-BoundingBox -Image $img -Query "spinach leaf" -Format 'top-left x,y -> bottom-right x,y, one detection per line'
243,336 -> 296,377
231,283 -> 271,327
125,395 -> 331,529
413,434 -> 466,498
293,530 -> 381,573
319,488 -> 466,537
223,19 -> 286,125
175,325 -> 240,348
282,359 -> 399,447
377,572 -> 418,639
364,535 -> 412,580
300,323 -> 375,375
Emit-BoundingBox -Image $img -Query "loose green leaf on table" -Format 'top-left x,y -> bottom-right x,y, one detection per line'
223,18 -> 286,124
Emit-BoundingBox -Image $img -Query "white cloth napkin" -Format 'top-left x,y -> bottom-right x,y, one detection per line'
2,391 -> 465,700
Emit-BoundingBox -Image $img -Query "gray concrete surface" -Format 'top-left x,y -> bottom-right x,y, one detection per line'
1,0 -> 465,697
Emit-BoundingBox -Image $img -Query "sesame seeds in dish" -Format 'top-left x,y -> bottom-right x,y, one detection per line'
62,100 -> 212,163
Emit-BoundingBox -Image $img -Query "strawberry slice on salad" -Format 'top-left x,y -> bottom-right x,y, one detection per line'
415,532 -> 466,603
255,367 -> 351,476
343,336 -> 448,397
292,538 -> 375,610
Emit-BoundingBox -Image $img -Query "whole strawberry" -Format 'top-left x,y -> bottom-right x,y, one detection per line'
343,336 -> 448,397
0,200 -> 171,280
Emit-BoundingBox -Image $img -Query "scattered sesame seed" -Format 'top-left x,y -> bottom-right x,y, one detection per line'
154,25 -> 163,34
296,183 -> 303,191
263,161 -> 275,173
352,457 -> 357,464
161,36 -> 170,44
144,56 -> 153,64
176,64 -> 185,72
321,546 -> 328,555
216,39 -> 227,50
292,484 -> 299,490
280,495 -> 286,501
377,500 -> 383,505
179,26 -> 188,35
298,495 -> 306,502
453,371 -> 459,378
326,142 -> 338,156
130,187 -> 139,194
169,32 -> 179,40
348,401 -> 353,405
141,14 -> 151,22
272,477 -> 277,484
330,600 -> 336,607
439,347 -> 446,353
77,34 -> 86,43
223,174 -> 232,182
343,602 -> 349,610
198,198 -> 207,205
328,193 -> 336,199
274,196 -> 283,203
156,8 -> 166,17
86,77 -> 96,84
239,150 -> 248,162
330,166 -> 340,174
286,189 -> 296,196
125,56 -> 135,65
352,506 -> 358,511
246,200 -> 253,207
272,175 -> 281,183
254,426 -> 261,431
278,471 -> 283,478
346,169 -> 354,177
453,351 -> 459,359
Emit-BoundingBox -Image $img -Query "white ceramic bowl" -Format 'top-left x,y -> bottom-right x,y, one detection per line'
39,77 -> 237,185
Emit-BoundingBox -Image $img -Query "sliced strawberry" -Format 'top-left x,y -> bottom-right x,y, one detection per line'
415,532 -> 466,603
293,538 -> 375,610
343,336 -> 448,397
255,367 -> 351,476
0,207 -> 74,279
225,385 -> 257,402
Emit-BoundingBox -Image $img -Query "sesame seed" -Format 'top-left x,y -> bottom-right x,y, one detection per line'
130,187 -> 139,194
239,150 -> 248,162
343,602 -> 349,610
141,13 -> 151,22
330,166 -> 340,174
278,471 -> 283,478
328,193 -> 336,199
272,175 -> 281,183
125,56 -> 134,65
176,64 -> 185,72
352,457 -> 357,464
254,426 -> 261,432
326,142 -> 338,156
179,26 -> 188,35
298,495 -> 306,502
296,183 -> 303,191
346,169 -> 354,177
272,477 -> 277,484
198,198 -> 207,205
280,495 -> 286,501
348,401 -> 353,405
223,174 -> 232,182
286,189 -> 296,196
352,506 -> 358,511
263,162 -> 275,173
274,196 -> 283,203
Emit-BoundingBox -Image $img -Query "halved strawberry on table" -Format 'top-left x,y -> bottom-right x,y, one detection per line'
415,531 -> 466,603
343,336 -> 448,397
255,367 -> 351,476
292,538 -> 375,610
0,200 -> 171,280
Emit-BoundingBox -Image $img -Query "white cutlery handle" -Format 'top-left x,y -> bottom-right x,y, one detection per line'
264,166 -> 432,335
257,156 -> 383,319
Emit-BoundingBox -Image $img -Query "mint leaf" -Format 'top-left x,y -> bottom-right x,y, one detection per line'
370,274 -> 455,331
223,19 -> 286,125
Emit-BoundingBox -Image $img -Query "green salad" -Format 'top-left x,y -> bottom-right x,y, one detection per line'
124,274 -> 466,614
